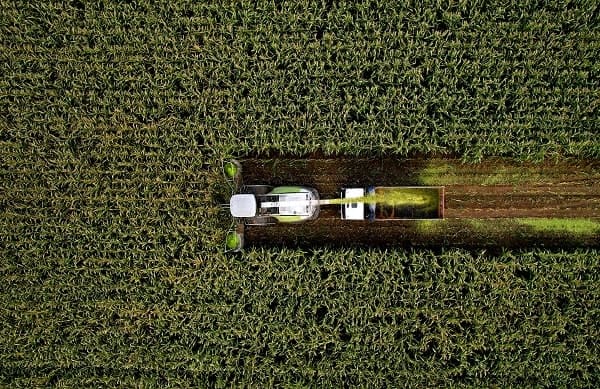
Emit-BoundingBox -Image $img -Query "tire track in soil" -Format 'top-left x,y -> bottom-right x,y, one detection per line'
240,158 -> 600,248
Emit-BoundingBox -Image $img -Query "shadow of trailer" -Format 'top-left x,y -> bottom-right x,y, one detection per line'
341,186 -> 445,221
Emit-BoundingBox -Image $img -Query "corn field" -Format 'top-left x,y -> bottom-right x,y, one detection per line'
1,0 -> 599,386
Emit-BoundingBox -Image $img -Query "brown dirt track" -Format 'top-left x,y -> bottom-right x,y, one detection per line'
240,157 -> 600,248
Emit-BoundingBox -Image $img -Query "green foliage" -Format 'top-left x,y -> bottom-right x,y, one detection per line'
1,0 -> 600,387
223,162 -> 239,179
518,218 -> 600,235
1,247 -> 599,386
416,219 -> 448,234
226,231 -> 241,250
419,159 -> 600,185
3,1 -> 599,161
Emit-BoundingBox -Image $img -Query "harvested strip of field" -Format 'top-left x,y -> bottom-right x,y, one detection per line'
245,218 -> 600,249
241,158 -> 600,247
242,157 -> 600,217
445,185 -> 600,218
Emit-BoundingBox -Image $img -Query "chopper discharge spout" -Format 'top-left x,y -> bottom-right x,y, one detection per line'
260,199 -> 336,209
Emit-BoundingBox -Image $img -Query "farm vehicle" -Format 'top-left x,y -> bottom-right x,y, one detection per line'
222,160 -> 444,251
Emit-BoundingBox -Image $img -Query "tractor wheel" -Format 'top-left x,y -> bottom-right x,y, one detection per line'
242,185 -> 273,196
245,216 -> 277,226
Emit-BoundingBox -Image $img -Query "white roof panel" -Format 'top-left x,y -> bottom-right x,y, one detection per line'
343,188 -> 365,220
230,194 -> 257,217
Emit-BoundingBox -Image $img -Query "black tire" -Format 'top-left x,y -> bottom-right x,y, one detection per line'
242,185 -> 273,196
245,216 -> 277,226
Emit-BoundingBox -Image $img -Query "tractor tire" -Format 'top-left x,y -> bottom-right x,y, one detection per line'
245,216 -> 277,226
242,185 -> 273,196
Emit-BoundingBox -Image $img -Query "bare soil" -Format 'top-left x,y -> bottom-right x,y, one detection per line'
240,157 -> 600,248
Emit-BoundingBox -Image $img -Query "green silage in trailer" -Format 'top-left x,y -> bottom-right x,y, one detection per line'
1,0 -> 599,386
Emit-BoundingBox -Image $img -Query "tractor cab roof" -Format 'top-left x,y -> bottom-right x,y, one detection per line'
230,194 -> 257,217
